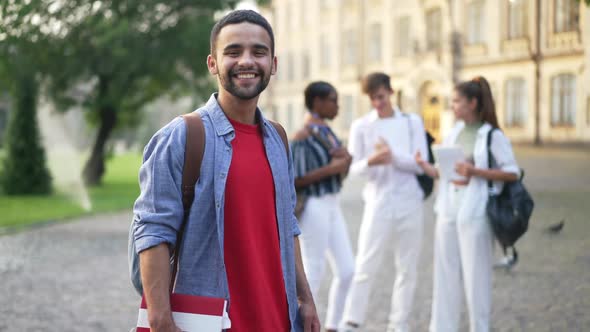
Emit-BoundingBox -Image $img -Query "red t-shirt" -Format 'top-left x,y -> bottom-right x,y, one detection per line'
223,119 -> 290,332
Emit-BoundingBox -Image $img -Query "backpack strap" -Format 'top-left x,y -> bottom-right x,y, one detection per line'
269,120 -> 290,158
486,128 -> 496,193
171,112 -> 205,292
181,113 -> 205,212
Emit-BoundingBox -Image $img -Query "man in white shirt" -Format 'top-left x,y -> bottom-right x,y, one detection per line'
341,73 -> 428,332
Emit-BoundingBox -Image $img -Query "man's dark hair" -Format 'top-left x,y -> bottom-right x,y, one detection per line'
362,72 -> 393,95
304,81 -> 336,111
210,10 -> 275,56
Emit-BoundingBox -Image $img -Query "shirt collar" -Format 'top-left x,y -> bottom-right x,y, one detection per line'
368,106 -> 402,123
203,93 -> 270,137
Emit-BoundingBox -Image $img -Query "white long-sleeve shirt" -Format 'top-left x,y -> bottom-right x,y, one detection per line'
348,107 -> 428,218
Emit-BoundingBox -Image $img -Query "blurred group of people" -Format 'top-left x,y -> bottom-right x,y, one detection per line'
291,72 -> 520,332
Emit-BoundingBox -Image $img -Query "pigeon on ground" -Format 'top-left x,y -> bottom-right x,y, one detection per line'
545,220 -> 565,234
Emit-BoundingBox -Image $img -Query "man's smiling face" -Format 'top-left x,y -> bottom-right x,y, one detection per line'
208,22 -> 277,100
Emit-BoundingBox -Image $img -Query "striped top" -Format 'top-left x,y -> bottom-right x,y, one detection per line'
291,124 -> 343,197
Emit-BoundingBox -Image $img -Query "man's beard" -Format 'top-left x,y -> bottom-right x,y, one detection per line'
219,66 -> 271,100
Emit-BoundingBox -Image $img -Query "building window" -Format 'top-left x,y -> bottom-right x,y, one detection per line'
395,16 -> 411,57
466,1 -> 485,45
426,8 -> 442,51
320,34 -> 331,68
267,104 -> 278,121
300,0 -> 306,25
554,0 -> 579,33
275,54 -> 282,81
287,53 -> 295,82
286,103 -> 295,133
343,29 -> 358,65
551,74 -> 576,126
508,0 -> 527,39
342,95 -> 354,129
505,78 -> 527,127
368,23 -> 382,62
286,2 -> 292,30
343,0 -> 356,7
302,53 -> 310,79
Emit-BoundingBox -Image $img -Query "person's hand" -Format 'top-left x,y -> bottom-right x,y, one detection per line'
330,147 -> 349,159
331,148 -> 353,171
299,299 -> 321,332
368,138 -> 393,166
329,156 -> 351,174
148,313 -> 181,332
455,161 -> 474,177
452,161 -> 474,186
415,151 -> 425,167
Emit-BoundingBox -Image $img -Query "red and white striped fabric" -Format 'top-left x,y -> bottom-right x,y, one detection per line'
137,293 -> 230,332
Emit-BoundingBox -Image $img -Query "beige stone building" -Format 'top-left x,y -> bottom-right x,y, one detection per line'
260,0 -> 590,144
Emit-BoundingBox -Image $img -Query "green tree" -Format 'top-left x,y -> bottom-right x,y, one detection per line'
2,0 -> 237,186
43,0 -> 240,185
1,74 -> 52,195
0,2 -> 53,195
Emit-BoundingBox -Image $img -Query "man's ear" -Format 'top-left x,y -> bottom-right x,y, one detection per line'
207,54 -> 218,75
271,55 -> 277,75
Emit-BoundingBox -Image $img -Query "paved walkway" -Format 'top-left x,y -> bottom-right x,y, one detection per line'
1,146 -> 589,331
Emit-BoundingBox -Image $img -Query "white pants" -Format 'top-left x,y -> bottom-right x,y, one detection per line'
299,193 -> 355,330
429,218 -> 494,332
341,203 -> 424,332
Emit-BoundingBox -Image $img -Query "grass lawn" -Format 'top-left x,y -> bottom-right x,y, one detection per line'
0,153 -> 142,229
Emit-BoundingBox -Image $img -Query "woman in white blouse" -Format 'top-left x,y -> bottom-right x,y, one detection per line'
416,76 -> 520,332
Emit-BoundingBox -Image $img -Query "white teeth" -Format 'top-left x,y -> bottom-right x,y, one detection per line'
237,73 -> 255,79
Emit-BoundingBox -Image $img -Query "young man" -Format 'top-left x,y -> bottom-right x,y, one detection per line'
132,10 -> 320,332
341,73 -> 428,332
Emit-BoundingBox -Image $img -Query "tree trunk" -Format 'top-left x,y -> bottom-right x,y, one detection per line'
82,76 -> 117,186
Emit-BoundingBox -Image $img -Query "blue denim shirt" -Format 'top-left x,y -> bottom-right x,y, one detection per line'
133,94 -> 302,331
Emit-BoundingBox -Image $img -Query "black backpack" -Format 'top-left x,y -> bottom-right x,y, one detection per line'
485,129 -> 535,264
417,131 -> 436,199
403,114 -> 435,200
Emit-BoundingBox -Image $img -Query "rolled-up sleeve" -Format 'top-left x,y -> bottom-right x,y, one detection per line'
490,130 -> 520,176
133,118 -> 186,254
